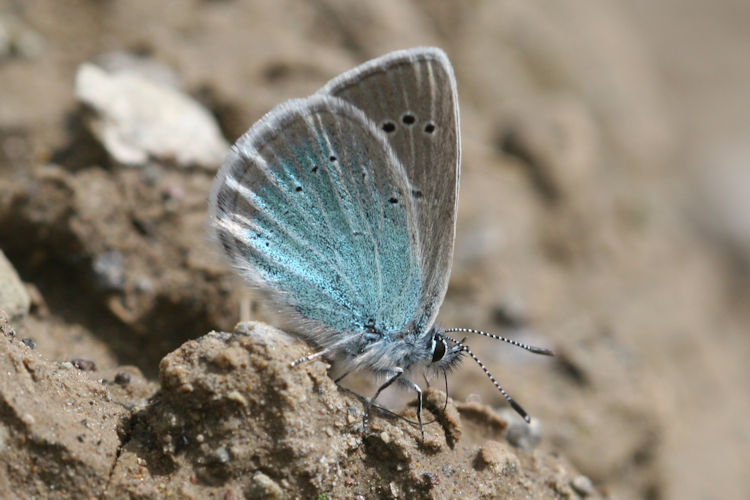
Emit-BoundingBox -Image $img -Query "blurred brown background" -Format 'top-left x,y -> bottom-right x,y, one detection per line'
1,1 -> 749,499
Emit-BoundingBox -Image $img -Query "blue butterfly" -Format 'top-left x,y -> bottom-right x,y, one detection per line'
208,47 -> 552,439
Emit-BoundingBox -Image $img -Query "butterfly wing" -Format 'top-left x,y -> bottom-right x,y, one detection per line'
319,47 -> 460,336
208,95 -> 424,349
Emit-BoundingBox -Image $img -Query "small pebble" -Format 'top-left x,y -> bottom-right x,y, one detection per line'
477,440 -> 519,473
215,445 -> 230,464
71,358 -> 97,371
465,393 -> 483,404
114,371 -> 131,385
571,475 -> 595,497
249,472 -> 284,500
21,337 -> 36,349
0,320 -> 15,337
422,472 -> 440,488
92,250 -> 125,291
226,390 -> 247,406
0,250 -> 31,320
502,409 -> 543,450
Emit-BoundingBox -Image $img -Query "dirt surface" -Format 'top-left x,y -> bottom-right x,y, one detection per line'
1,1 -> 749,499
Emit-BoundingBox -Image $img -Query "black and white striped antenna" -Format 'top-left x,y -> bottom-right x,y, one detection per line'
443,329 -> 552,423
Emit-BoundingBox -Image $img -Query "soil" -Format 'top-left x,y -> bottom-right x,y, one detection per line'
1,1 -> 749,499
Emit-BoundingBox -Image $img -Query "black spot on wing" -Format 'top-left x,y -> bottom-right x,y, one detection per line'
401,113 -> 416,125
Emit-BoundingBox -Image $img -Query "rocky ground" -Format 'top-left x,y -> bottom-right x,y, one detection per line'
1,1 -> 749,499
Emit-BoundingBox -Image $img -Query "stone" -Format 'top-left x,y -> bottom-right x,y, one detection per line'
75,62 -> 229,169
0,251 -> 30,321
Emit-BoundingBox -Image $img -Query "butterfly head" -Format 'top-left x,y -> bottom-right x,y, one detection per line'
428,329 -> 465,373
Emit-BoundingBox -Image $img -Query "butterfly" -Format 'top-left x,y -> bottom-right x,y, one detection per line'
208,47 -> 552,440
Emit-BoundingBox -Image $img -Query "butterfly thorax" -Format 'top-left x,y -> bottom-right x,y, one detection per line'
331,326 -> 464,377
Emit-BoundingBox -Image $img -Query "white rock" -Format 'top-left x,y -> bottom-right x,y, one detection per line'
75,62 -> 228,169
0,250 -> 30,320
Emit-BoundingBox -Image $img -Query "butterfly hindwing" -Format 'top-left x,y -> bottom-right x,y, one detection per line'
320,47 -> 461,335
209,95 -> 423,347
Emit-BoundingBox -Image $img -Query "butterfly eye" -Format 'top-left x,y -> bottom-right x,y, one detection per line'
432,337 -> 447,362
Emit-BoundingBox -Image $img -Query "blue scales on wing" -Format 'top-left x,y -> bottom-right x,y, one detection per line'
209,95 -> 423,347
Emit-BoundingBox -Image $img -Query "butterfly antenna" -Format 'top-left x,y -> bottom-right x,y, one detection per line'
446,337 -> 533,423
444,327 -> 553,356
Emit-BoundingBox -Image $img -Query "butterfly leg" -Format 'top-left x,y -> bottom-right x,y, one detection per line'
363,367 -> 403,433
403,378 -> 425,442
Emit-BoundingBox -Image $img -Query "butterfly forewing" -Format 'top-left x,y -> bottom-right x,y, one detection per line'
320,47 -> 460,336
209,95 -> 423,347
